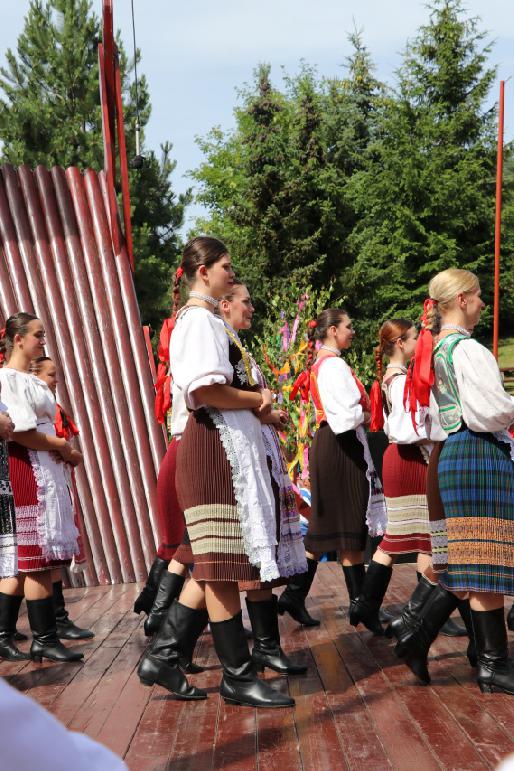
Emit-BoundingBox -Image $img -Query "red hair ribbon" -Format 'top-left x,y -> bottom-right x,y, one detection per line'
154,317 -> 176,424
307,319 -> 317,329
369,379 -> 384,431
175,266 -> 184,281
403,298 -> 437,428
0,327 -> 5,365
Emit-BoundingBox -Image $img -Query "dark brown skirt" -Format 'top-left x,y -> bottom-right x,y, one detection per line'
304,423 -> 368,554
176,408 -> 260,583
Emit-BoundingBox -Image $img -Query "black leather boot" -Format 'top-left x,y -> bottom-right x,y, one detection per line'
177,606 -> 208,674
27,598 -> 84,662
456,600 -> 476,667
133,556 -> 169,616
246,596 -> 307,675
507,603 -> 514,632
0,593 -> 29,661
349,561 -> 392,636
440,617 -> 467,636
386,574 -> 436,654
137,601 -> 206,700
11,595 -> 28,642
210,611 -> 295,708
277,558 -> 319,627
342,563 -> 365,604
395,584 -> 459,684
53,581 -> 94,640
472,607 -> 514,695
144,572 -> 185,637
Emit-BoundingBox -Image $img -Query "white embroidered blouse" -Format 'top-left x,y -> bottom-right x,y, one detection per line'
452,339 -> 514,433
384,374 -> 446,445
316,356 -> 364,435
0,368 -> 56,436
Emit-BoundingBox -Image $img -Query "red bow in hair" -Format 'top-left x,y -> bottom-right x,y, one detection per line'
175,266 -> 184,281
0,327 -> 5,365
154,317 -> 176,424
404,298 -> 437,428
369,379 -> 384,431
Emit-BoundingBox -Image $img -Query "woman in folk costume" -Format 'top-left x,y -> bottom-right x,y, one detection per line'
0,313 -> 83,663
32,356 -> 93,642
138,236 -> 297,707
279,308 -> 387,632
398,268 -> 514,693
219,281 -> 307,673
349,319 -> 472,644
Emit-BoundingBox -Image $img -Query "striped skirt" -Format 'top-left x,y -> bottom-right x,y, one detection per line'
378,444 -> 431,556
175,408 -> 261,582
304,423 -> 368,554
8,442 -> 68,573
438,429 -> 514,595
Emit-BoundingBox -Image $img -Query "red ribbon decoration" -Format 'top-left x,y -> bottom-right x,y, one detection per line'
369,379 -> 384,431
55,404 -> 80,440
403,298 -> 437,428
290,370 -> 310,402
154,317 -> 176,424
0,327 -> 5,365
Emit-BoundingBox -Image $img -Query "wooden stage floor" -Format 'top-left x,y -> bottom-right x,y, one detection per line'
2,563 -> 514,770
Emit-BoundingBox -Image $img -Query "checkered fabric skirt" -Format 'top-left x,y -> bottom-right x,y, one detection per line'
438,429 -> 514,595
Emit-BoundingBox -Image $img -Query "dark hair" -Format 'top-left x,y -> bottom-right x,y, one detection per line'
306,308 -> 348,367
374,318 -> 414,381
172,236 -> 229,316
0,312 -> 38,361
31,355 -> 52,376
221,279 -> 245,302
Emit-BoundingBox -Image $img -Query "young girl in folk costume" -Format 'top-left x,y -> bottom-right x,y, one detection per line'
219,281 -> 307,674
0,394 -> 18,657
349,319 -> 472,643
279,309 -> 387,632
138,237 -> 296,707
399,268 -> 514,693
0,314 -> 83,663
32,356 -> 93,642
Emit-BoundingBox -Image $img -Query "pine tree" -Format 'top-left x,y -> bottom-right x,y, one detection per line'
0,0 -> 189,334
346,0 -> 498,345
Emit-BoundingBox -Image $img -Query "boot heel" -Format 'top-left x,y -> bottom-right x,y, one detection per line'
384,624 -> 393,638
139,677 -> 154,687
31,654 -> 43,663
479,681 -> 493,693
277,606 -> 285,616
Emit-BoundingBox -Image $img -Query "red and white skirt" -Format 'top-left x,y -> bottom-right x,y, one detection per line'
8,442 -> 72,573
378,443 -> 431,556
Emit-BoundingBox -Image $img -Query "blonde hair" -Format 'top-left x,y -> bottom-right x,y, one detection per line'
425,268 -> 480,331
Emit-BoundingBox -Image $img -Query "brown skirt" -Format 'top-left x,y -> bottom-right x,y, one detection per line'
176,408 -> 260,583
304,423 -> 368,554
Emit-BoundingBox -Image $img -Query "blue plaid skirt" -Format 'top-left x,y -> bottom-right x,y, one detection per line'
438,429 -> 514,595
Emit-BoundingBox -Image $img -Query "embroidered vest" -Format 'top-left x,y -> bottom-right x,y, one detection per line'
310,356 -> 369,427
433,333 -> 468,434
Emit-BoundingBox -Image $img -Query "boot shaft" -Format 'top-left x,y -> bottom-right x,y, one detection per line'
342,563 -> 365,602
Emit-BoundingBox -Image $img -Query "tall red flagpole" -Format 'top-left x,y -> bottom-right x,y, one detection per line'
493,80 -> 505,360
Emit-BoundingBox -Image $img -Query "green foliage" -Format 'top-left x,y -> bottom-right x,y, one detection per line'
0,0 -> 190,336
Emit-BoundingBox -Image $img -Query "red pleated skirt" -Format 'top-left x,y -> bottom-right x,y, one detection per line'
155,438 -> 186,561
378,443 -> 432,555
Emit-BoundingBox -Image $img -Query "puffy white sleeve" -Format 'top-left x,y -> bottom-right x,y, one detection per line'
453,339 -> 514,432
169,309 -> 232,411
316,357 -> 364,434
385,375 -> 429,443
0,370 -> 37,432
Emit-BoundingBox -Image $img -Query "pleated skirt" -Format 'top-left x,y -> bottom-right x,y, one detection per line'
304,423 -> 368,554
438,429 -> 514,595
156,438 -> 186,562
176,408 -> 260,582
8,442 -> 67,573
378,443 -> 431,555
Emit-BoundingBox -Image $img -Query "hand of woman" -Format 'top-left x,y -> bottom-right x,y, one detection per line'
67,448 -> 83,468
257,388 -> 273,417
0,412 -> 14,442
58,440 -> 76,464
259,409 -> 288,426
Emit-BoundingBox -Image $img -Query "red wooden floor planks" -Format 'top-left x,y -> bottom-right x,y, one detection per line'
4,566 -> 514,770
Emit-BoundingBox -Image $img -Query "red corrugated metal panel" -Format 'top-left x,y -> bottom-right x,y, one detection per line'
0,163 -> 167,585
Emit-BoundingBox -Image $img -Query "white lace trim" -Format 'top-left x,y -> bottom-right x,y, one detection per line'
355,426 -> 388,536
493,429 -> 514,462
28,449 -> 79,562
207,407 -> 280,583
0,534 -> 17,578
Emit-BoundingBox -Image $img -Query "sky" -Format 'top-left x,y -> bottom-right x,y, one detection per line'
1,1 -> 513,231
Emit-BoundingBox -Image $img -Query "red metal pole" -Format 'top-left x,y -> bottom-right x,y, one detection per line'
493,80 -> 505,360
